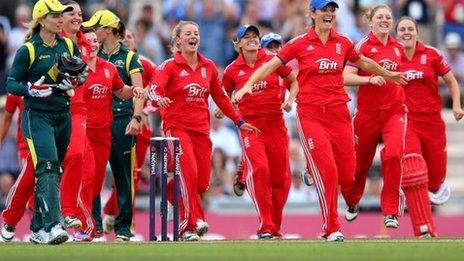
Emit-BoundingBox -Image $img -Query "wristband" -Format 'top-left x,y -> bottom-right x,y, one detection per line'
235,119 -> 246,127
132,115 -> 142,123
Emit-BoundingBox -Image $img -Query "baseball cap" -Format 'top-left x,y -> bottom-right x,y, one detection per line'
32,0 -> 73,21
261,33 -> 283,48
235,25 -> 260,41
82,10 -> 121,29
310,0 -> 339,10
444,32 -> 462,49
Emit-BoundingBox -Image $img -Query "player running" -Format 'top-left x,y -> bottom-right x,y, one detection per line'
233,0 -> 405,242
395,16 -> 463,237
147,21 -> 258,241
342,5 -> 408,229
223,25 -> 298,239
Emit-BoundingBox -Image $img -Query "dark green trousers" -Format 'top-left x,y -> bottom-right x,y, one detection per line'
22,109 -> 71,232
93,115 -> 135,237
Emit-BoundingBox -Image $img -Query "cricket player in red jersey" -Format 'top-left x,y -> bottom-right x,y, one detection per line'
147,21 -> 258,241
223,25 -> 298,239
395,17 -> 463,237
73,29 -> 145,241
102,29 -> 156,235
342,5 -> 408,229
0,94 -> 33,241
234,0 -> 405,242
59,0 -> 95,231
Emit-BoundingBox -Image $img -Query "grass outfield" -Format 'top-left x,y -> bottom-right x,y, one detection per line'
1,238 -> 464,260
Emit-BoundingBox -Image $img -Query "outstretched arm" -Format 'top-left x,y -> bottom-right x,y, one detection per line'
353,55 -> 407,85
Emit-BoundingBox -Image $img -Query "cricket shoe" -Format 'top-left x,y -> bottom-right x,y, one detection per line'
196,219 -> 209,237
1,224 -> 15,241
429,182 -> 451,205
384,215 -> 399,229
64,215 -> 82,229
233,163 -> 245,197
115,234 -> 131,242
48,224 -> 69,245
345,205 -> 359,222
181,231 -> 200,241
73,231 -> 92,242
301,169 -> 314,186
102,215 -> 115,234
30,229 -> 48,244
326,231 -> 344,242
418,225 -> 433,238
92,231 -> 107,242
257,232 -> 273,240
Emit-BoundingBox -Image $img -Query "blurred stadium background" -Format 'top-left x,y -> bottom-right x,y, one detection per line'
0,0 -> 463,240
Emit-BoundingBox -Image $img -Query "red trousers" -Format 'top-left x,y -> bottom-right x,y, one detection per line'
1,156 -> 34,226
296,104 -> 355,237
240,117 -> 291,236
164,127 -> 211,233
60,113 -> 94,218
407,112 -> 447,191
103,125 -> 152,220
79,127 -> 111,235
342,103 -> 406,216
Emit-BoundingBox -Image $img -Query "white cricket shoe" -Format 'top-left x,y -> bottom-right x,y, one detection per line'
326,231 -> 344,242
1,224 -> 15,241
196,219 -> 209,237
181,231 -> 200,241
29,229 -> 48,244
64,216 -> 82,229
345,205 -> 359,222
48,224 -> 68,245
429,182 -> 451,205
384,215 -> 399,229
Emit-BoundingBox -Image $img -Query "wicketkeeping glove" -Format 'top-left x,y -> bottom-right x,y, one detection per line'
27,76 -> 52,98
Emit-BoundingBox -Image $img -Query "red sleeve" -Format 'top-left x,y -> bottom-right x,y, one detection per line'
434,50 -> 452,76
209,65 -> 241,123
276,64 -> 292,78
112,65 -> 124,91
5,94 -> 20,113
277,40 -> 298,64
346,40 -> 361,63
141,58 -> 156,87
222,67 -> 235,92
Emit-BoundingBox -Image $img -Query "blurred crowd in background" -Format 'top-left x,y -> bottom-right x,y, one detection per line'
1,0 -> 464,212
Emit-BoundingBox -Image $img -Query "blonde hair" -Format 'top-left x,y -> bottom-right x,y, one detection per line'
23,20 -> 41,42
365,4 -> 392,22
171,20 -> 199,49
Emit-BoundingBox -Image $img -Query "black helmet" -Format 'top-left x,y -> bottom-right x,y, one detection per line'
56,53 -> 88,85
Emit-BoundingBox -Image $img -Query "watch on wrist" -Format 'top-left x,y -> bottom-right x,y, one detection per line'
132,115 -> 142,123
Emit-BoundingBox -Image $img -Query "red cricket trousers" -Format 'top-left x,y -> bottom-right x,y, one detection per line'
342,103 -> 406,216
296,104 -> 355,237
164,127 -> 211,233
240,117 -> 291,236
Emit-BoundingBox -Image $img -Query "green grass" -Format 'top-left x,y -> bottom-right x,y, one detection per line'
1,239 -> 464,260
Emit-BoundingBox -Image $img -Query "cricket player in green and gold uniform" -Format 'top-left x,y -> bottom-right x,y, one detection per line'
82,10 -> 144,241
6,0 -> 80,245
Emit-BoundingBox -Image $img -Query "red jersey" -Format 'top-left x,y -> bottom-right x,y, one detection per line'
278,27 -> 361,106
85,57 -> 124,129
401,42 -> 451,113
4,94 -> 27,150
354,32 -> 404,110
149,52 -> 241,134
223,49 -> 291,119
139,54 -> 156,87
442,0 -> 464,24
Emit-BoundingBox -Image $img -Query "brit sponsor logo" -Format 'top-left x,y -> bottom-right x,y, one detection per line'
405,70 -> 424,81
316,58 -> 338,72
251,80 -> 268,92
184,83 -> 207,102
379,59 -> 398,71
88,84 -> 110,99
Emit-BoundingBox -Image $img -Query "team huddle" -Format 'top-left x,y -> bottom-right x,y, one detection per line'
1,0 -> 463,244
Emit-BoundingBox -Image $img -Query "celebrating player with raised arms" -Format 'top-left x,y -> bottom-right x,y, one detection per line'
147,20 -> 258,241
234,0 -> 405,242
342,5 -> 408,229
395,16 -> 463,237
